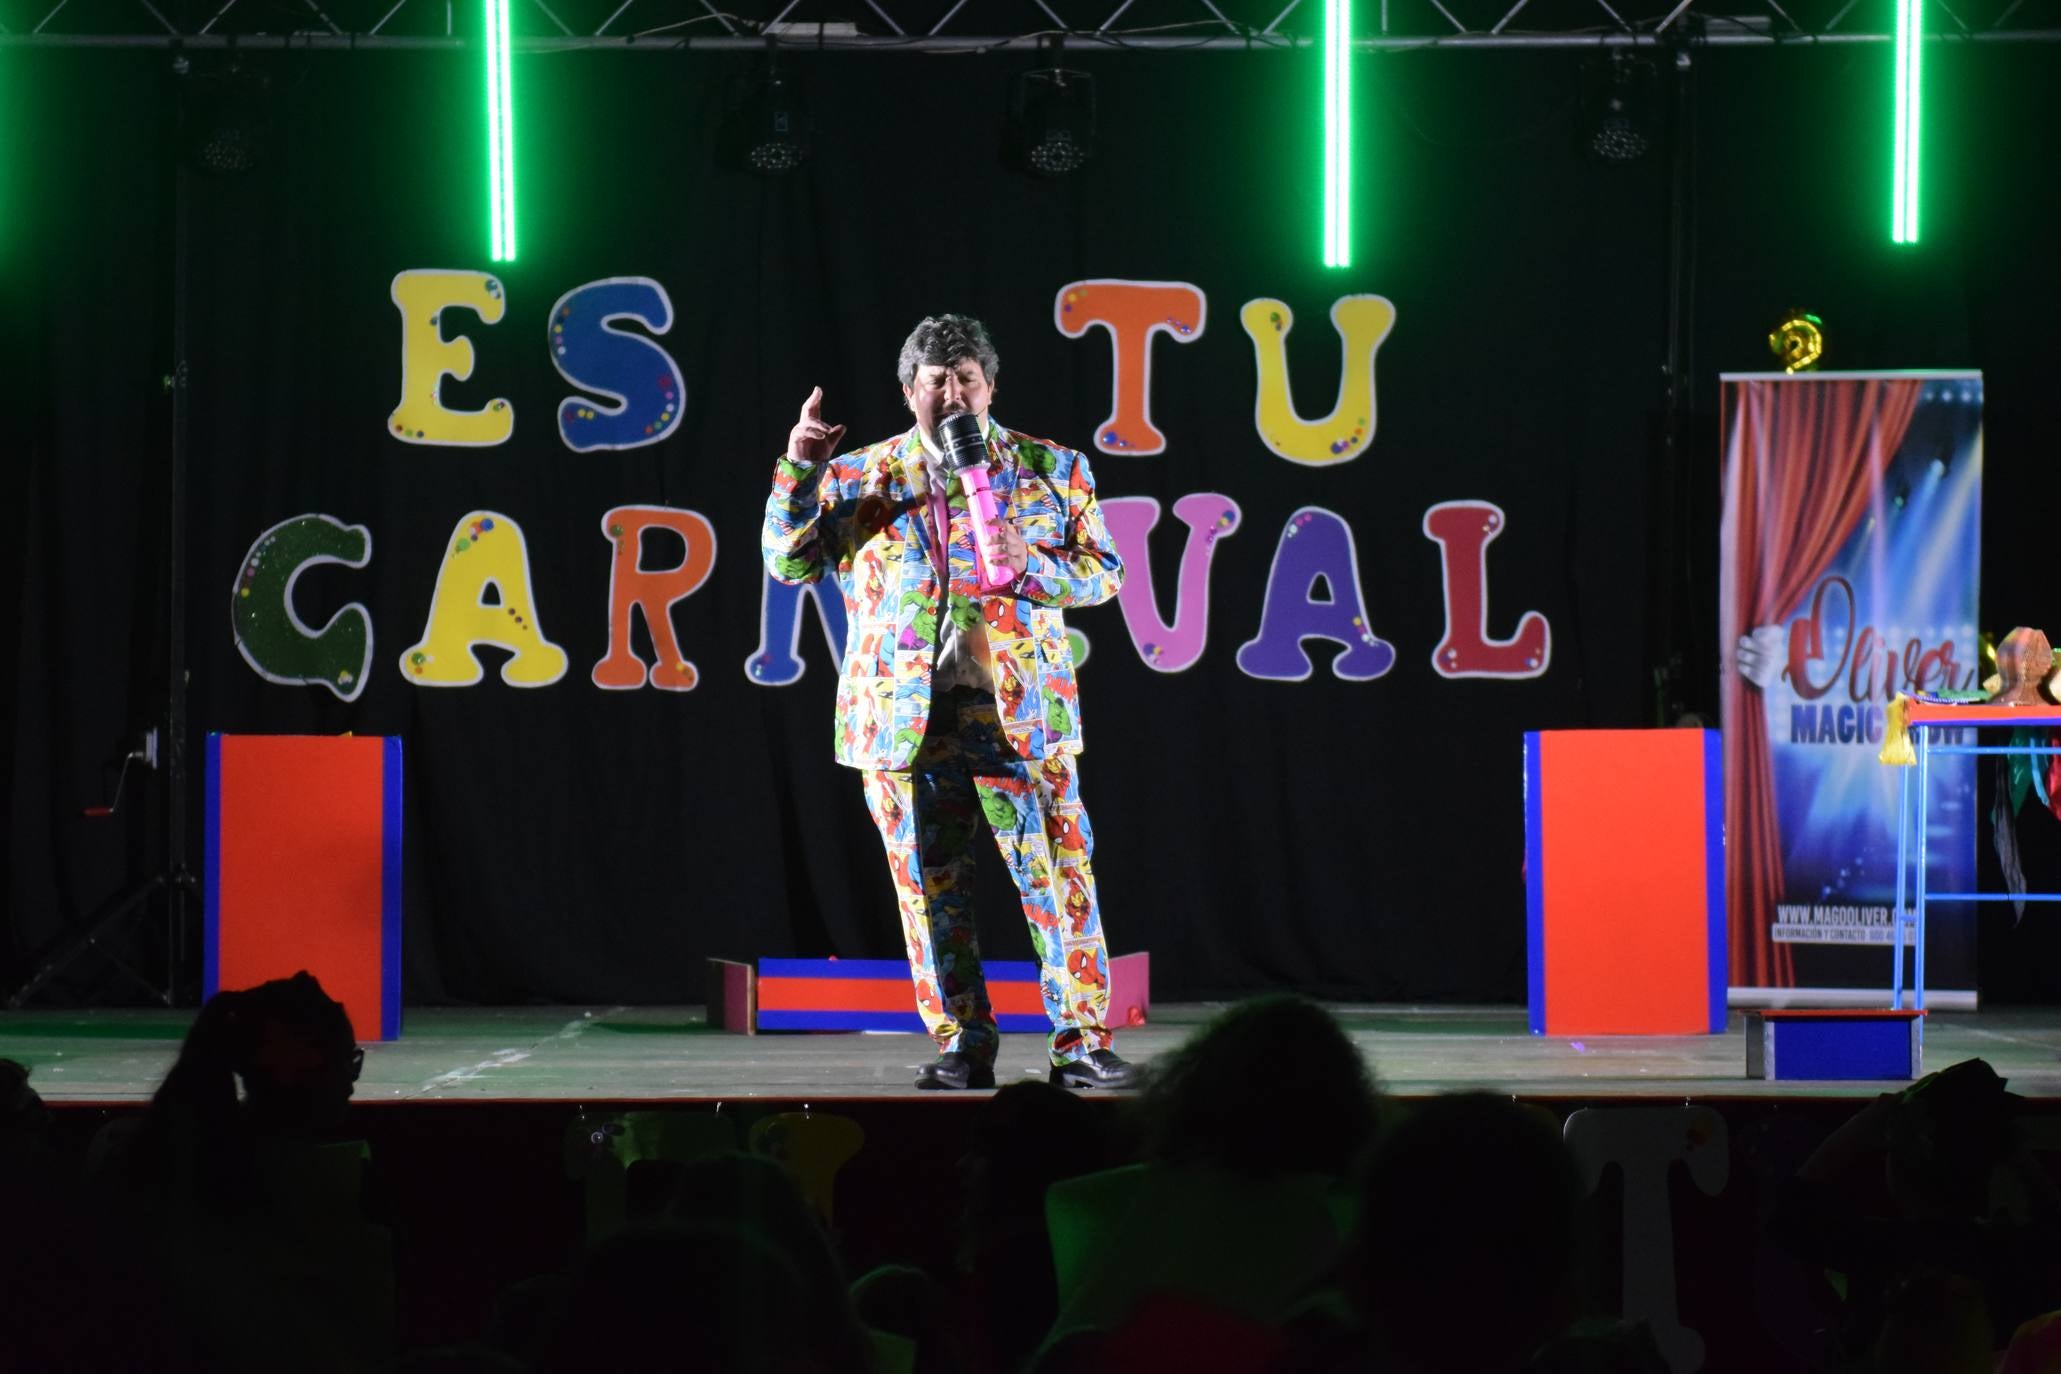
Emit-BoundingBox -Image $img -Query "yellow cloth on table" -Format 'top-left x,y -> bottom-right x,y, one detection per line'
1879,694 -> 1916,767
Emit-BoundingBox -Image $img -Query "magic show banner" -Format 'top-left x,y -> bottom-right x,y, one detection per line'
1719,371 -> 1984,1003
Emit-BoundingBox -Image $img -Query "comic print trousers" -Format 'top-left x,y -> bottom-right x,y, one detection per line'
861,685 -> 1112,1067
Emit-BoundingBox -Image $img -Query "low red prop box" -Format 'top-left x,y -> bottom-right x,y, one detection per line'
1524,729 -> 1725,1036
744,952 -> 1150,1034
205,734 -> 403,1041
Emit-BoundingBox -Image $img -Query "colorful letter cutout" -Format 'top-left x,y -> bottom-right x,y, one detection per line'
1054,280 -> 1206,456
231,514 -> 374,703
1240,295 -> 1396,466
593,506 -> 718,691
1422,500 -> 1550,679
746,574 -> 850,686
1101,494 -> 1242,673
551,278 -> 687,453
1236,507 -> 1395,682
388,270 -> 514,447
400,512 -> 568,687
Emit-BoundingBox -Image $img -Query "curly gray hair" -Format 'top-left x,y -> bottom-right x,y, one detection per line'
896,314 -> 1000,388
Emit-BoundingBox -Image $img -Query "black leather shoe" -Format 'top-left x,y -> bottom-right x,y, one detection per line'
915,1051 -> 996,1091
1049,1049 -> 1137,1090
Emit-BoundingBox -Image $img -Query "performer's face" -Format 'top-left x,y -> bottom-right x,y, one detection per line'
903,356 -> 993,443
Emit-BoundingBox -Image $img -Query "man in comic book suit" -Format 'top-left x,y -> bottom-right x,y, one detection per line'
762,314 -> 1135,1091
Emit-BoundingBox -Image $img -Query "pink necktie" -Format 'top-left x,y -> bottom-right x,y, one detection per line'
926,484 -> 953,596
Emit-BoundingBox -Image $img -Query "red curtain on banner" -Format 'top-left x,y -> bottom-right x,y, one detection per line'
1719,377 -> 1924,989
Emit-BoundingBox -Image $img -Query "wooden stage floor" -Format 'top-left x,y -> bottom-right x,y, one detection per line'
8,1003 -> 2061,1104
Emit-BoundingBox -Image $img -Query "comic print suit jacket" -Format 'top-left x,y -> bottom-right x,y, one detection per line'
762,420 -> 1125,771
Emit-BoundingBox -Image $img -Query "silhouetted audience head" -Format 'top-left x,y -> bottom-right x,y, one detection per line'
1135,994 -> 1378,1177
957,1082 -> 1114,1372
1885,1058 -> 2018,1217
1,1057 -> 50,1135
1355,1093 -> 1584,1374
960,1079 -> 1111,1238
660,1152 -> 871,1370
543,1221 -> 864,1373
154,970 -> 360,1133
113,971 -> 359,1220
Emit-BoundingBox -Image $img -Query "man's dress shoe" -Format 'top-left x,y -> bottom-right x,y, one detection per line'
915,1051 -> 996,1091
1049,1049 -> 1137,1090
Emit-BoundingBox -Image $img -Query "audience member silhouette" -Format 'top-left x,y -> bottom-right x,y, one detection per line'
1870,1268 -> 1995,1374
1772,1057 -> 2061,1368
1,1057 -> 111,1371
1039,996 -> 1379,1358
954,1080 -> 1115,1372
539,1220 -> 866,1374
1351,1092 -> 1586,1374
92,971 -> 391,1373
36,992 -> 2061,1374
1521,1318 -> 1671,1374
1133,993 -> 1380,1177
657,1151 -> 873,1371
850,1262 -> 973,1374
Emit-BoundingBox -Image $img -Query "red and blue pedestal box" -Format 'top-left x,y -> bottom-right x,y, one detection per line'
205,734 -> 403,1041
711,952 -> 1151,1034
1524,729 -> 1726,1036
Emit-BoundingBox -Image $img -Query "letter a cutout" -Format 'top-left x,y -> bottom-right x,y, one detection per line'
401,512 -> 568,686
1236,507 -> 1394,682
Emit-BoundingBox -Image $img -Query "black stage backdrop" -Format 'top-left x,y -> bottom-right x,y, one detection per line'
6,40 -> 2059,1006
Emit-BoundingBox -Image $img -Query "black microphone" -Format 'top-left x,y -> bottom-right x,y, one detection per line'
936,414 -> 1012,591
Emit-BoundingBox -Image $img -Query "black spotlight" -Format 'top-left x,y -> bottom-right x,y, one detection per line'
1008,51 -> 1095,178
1579,52 -> 1657,164
719,53 -> 807,174
177,54 -> 274,176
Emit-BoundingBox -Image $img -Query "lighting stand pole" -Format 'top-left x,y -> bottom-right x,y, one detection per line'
7,114 -> 200,1010
165,147 -> 198,1003
1651,35 -> 1701,726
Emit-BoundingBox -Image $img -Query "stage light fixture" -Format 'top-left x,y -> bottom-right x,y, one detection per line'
720,57 -> 808,175
1892,0 -> 1923,243
484,0 -> 517,260
1322,0 -> 1352,267
1008,57 -> 1096,177
1580,53 -> 1657,164
177,56 -> 273,176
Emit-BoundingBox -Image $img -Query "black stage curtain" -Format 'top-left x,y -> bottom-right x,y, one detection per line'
6,41 -> 2058,1005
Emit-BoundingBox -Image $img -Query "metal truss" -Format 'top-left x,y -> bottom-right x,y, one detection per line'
4,0 -> 2055,49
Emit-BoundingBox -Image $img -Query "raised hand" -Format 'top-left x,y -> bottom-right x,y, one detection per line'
787,386 -> 847,464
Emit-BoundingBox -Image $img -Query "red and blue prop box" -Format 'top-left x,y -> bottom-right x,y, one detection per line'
710,953 -> 1151,1034
205,734 -> 404,1041
1524,729 -> 1726,1036
758,960 -> 1054,1032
